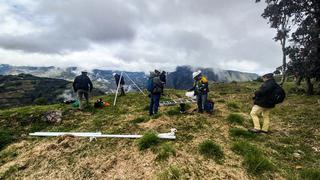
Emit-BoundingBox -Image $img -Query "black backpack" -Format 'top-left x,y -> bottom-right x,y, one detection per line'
272,84 -> 286,104
204,100 -> 215,113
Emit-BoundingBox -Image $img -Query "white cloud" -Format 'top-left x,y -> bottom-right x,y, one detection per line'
0,0 -> 283,74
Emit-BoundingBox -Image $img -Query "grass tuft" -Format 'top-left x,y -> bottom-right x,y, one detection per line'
227,101 -> 240,110
198,140 -> 224,163
156,142 -> 176,161
231,141 -> 274,175
130,116 -> 150,124
157,166 -> 181,180
138,131 -> 160,150
0,129 -> 14,150
226,114 -> 244,125
300,169 -> 320,180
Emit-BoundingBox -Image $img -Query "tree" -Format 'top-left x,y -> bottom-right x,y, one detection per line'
287,0 -> 320,95
258,0 -> 320,95
256,0 -> 296,85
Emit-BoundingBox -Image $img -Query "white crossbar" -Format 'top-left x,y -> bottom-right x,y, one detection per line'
29,129 -> 177,140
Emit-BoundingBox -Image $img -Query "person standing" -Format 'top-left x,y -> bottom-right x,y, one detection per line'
147,71 -> 163,116
160,71 -> 167,95
113,73 -> 126,96
249,73 -> 281,133
73,71 -> 93,110
189,70 -> 209,113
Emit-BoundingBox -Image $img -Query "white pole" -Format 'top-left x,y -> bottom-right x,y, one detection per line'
113,72 -> 123,106
123,72 -> 146,96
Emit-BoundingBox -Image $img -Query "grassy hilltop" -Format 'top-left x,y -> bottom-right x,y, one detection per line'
0,82 -> 319,179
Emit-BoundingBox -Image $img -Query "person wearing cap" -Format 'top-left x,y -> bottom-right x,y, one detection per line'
73,71 -> 93,110
188,70 -> 209,113
148,71 -> 164,116
249,73 -> 277,133
113,73 -> 125,96
159,71 -> 167,95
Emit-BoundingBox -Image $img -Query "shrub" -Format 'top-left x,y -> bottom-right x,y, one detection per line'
227,102 -> 240,110
198,140 -> 224,163
157,166 -> 181,180
34,97 -> 48,105
300,169 -> 320,180
229,128 -> 258,139
226,114 -> 244,125
156,142 -> 176,161
138,131 -> 160,150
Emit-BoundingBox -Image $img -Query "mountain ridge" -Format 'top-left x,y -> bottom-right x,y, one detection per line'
0,64 -> 259,91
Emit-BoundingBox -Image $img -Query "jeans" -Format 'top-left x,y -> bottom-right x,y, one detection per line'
149,93 -> 161,115
196,93 -> 208,112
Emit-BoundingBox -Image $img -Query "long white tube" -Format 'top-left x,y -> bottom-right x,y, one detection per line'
124,72 -> 146,96
113,72 -> 123,106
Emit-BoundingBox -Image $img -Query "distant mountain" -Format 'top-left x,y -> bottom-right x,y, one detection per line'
0,64 -> 258,91
0,64 -> 147,93
167,66 -> 259,89
0,74 -> 104,109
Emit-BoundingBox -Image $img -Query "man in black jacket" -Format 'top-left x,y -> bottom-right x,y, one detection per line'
73,71 -> 93,110
249,73 -> 277,133
113,73 -> 125,96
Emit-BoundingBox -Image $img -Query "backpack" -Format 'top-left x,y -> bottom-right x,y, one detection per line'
146,78 -> 153,92
204,100 -> 214,113
272,84 -> 286,104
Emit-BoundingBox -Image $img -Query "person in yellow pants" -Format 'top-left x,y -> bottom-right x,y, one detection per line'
249,73 -> 277,134
250,105 -> 270,133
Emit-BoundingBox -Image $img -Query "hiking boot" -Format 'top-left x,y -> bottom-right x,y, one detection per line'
248,128 -> 261,133
260,130 -> 270,134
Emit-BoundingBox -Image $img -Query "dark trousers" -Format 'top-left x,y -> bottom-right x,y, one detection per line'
77,89 -> 89,110
120,86 -> 125,96
196,93 -> 208,112
149,93 -> 161,115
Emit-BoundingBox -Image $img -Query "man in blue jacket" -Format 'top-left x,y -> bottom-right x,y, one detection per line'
73,71 -> 93,110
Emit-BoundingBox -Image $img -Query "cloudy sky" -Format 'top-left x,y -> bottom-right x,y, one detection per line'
0,0 -> 282,74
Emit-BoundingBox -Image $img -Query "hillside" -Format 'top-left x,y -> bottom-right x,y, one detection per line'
0,74 -> 104,109
0,82 -> 319,179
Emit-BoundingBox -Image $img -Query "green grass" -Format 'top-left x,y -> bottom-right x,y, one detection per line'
138,131 -> 160,150
130,116 -> 150,124
226,101 -> 240,110
156,142 -> 176,161
231,141 -> 274,175
157,166 -> 181,180
226,113 -> 244,125
300,169 -> 320,180
229,128 -> 258,139
243,153 -> 274,175
198,140 -> 224,163
0,129 -> 14,150
0,165 -> 19,179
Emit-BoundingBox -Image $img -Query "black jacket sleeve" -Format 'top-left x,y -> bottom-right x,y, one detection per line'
88,78 -> 93,92
255,80 -> 275,98
73,77 -> 78,92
